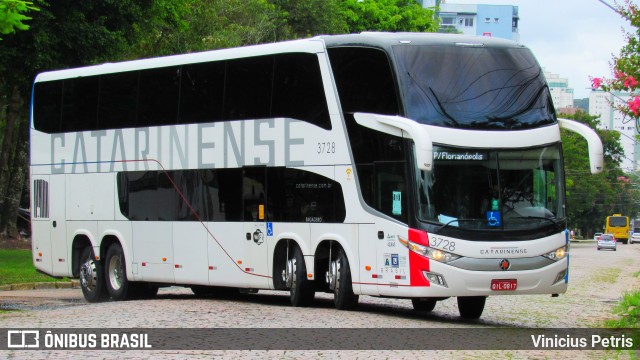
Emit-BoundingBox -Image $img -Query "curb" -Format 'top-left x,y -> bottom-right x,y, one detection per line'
0,280 -> 80,291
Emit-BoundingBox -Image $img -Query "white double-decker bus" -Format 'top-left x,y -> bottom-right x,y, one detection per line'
30,33 -> 602,318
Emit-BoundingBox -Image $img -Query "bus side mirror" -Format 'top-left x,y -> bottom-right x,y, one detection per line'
354,113 -> 433,171
558,118 -> 604,174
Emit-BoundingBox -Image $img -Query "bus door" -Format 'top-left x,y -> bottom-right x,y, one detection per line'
50,174 -> 69,276
32,175 -> 53,274
242,167 -> 269,288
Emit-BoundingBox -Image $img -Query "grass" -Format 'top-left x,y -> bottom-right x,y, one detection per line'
606,291 -> 640,328
605,290 -> 640,358
0,249 -> 68,286
591,267 -> 621,284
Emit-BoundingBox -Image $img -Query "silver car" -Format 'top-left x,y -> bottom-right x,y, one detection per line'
597,234 -> 617,251
630,232 -> 640,244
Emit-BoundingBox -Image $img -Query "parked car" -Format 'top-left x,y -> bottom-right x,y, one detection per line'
597,233 -> 617,251
593,232 -> 603,241
630,232 -> 640,244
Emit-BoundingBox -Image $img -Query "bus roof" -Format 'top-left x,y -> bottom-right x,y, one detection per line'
34,37 -> 325,83
34,32 -> 525,83
320,32 -> 524,50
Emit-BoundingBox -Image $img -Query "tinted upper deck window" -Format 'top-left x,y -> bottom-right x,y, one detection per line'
327,47 -> 400,116
393,45 -> 556,130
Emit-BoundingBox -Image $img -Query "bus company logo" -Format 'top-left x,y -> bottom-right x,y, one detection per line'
7,330 -> 40,348
499,259 -> 511,271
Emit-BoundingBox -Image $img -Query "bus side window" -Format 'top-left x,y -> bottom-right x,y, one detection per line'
224,56 -> 273,121
179,61 -> 225,124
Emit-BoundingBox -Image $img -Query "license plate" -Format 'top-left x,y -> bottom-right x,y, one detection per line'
491,279 -> 517,291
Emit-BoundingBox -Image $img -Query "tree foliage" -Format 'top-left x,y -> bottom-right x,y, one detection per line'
0,0 -> 38,39
271,0 -> 347,38
591,1 -> 640,128
128,0 -> 292,58
340,0 -> 438,33
561,110 -> 639,236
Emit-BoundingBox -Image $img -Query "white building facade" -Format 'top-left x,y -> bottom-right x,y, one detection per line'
544,69 -> 575,110
589,90 -> 640,172
423,0 -> 520,42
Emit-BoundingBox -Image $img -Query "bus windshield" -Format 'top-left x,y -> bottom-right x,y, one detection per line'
608,217 -> 627,227
393,45 -> 556,130
416,144 -> 565,232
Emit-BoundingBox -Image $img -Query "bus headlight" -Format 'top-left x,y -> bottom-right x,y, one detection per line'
398,236 -> 461,263
543,246 -> 568,261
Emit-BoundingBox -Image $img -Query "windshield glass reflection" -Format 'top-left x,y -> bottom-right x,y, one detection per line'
393,45 -> 556,130
416,144 -> 565,231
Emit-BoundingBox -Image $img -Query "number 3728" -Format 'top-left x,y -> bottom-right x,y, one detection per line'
317,142 -> 336,154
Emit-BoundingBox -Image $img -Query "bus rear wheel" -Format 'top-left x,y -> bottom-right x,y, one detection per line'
284,246 -> 314,307
79,246 -> 107,302
105,243 -> 131,301
457,296 -> 486,319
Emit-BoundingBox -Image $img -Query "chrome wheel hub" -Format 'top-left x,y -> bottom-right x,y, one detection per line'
80,260 -> 95,290
283,257 -> 296,289
108,255 -> 123,291
326,259 -> 339,291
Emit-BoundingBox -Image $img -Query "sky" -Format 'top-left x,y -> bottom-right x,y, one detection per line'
443,0 -> 635,99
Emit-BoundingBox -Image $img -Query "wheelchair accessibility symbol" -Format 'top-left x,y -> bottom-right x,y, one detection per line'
486,211 -> 501,227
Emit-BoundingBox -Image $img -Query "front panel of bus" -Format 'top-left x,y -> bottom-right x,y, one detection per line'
400,41 -> 568,297
330,37 -> 569,298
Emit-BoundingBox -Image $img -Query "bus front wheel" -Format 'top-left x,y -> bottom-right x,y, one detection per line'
79,246 -> 107,302
412,298 -> 437,312
332,250 -> 358,310
285,246 -> 314,307
457,296 -> 486,319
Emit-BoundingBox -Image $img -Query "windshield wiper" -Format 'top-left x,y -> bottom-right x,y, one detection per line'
509,216 -> 564,230
406,71 -> 460,127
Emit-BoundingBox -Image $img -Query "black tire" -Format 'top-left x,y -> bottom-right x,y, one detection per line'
457,296 -> 486,319
412,298 -> 437,312
104,243 -> 131,301
79,246 -> 107,303
334,250 -> 358,310
289,246 -> 315,307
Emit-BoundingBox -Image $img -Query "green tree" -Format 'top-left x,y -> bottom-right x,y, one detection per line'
340,0 -> 438,33
0,0 -> 38,39
560,110 -> 639,237
270,0 -> 347,38
128,0 -> 289,57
